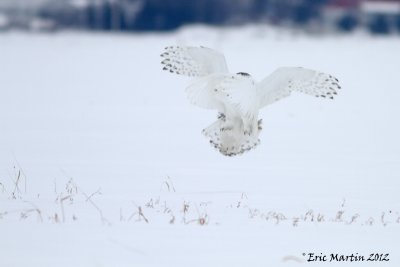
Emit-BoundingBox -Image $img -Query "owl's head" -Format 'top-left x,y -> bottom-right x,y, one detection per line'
236,72 -> 254,84
236,72 -> 251,77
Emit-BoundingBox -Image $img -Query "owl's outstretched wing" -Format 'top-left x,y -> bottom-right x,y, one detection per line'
161,46 -> 229,77
185,75 -> 226,110
256,67 -> 341,108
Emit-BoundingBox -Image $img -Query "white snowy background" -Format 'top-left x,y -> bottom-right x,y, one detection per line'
0,26 -> 399,266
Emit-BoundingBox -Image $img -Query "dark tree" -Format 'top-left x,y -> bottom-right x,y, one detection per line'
337,14 -> 358,32
395,15 -> 400,33
369,14 -> 390,34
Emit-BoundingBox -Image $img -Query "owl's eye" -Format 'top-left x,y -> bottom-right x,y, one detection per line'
236,72 -> 250,77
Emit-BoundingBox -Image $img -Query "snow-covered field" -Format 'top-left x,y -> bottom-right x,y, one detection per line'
0,27 -> 399,266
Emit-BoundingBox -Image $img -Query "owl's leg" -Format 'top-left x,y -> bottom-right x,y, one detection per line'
244,125 -> 252,135
219,107 -> 238,132
219,114 -> 235,132
243,118 -> 258,136
220,116 -> 237,132
221,124 -> 234,132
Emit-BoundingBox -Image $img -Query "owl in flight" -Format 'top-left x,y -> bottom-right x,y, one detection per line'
161,46 -> 341,156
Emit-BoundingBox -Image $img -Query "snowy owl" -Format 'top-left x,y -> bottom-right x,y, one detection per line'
161,46 -> 341,156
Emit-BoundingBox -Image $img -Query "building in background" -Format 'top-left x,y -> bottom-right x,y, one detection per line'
361,0 -> 400,33
0,0 -> 399,33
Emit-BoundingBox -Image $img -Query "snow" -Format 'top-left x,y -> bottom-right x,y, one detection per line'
0,27 -> 399,266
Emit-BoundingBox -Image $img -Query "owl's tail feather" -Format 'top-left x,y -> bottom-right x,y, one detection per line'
202,119 -> 261,157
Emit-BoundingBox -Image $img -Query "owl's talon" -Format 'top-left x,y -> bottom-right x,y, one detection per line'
217,113 -> 226,121
220,125 -> 233,132
244,125 -> 253,136
258,119 -> 263,130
